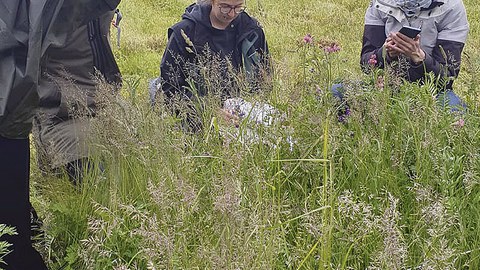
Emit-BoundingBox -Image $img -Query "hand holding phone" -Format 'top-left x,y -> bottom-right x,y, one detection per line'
398,26 -> 421,39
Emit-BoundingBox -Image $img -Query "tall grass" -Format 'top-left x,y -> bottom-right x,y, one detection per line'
0,225 -> 16,268
29,0 -> 480,269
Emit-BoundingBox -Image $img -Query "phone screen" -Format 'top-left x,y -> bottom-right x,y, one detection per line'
398,26 -> 421,38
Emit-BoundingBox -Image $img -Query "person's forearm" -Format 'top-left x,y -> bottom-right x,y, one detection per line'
408,40 -> 464,84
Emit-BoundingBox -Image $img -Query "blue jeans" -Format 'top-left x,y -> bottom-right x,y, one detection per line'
436,89 -> 467,112
331,83 -> 467,113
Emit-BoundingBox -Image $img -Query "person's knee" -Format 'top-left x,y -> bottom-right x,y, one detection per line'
436,90 -> 467,113
331,83 -> 345,100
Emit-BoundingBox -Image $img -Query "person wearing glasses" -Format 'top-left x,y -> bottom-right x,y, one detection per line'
360,0 -> 469,110
152,0 -> 270,114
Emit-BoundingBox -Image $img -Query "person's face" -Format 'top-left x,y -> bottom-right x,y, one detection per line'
211,0 -> 246,26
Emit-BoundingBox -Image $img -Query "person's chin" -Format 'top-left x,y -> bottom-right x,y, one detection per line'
222,16 -> 234,24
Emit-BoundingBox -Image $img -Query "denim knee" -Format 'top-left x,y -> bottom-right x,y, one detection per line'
436,89 -> 467,113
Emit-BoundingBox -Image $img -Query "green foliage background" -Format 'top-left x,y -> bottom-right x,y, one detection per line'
29,0 -> 480,269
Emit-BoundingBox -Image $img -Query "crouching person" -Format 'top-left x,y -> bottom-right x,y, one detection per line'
360,0 -> 469,111
151,0 -> 271,130
333,0 -> 469,119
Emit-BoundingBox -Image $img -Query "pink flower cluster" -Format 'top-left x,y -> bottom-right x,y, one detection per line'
368,54 -> 378,66
324,43 -> 341,53
301,34 -> 341,53
303,34 -> 313,44
452,118 -> 465,128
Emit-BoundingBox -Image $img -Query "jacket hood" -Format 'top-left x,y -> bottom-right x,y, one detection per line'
376,0 -> 444,9
181,3 -> 211,28
181,3 -> 260,34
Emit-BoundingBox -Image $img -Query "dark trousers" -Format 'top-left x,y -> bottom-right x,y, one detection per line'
0,136 -> 47,270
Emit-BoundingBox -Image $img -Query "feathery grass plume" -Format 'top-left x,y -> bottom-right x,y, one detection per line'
132,214 -> 174,268
369,192 -> 407,270
213,178 -> 242,219
112,264 -> 132,270
180,29 -> 195,54
335,190 -> 379,269
336,190 -> 377,241
78,202 -> 151,269
146,261 -> 156,270
411,183 -> 459,269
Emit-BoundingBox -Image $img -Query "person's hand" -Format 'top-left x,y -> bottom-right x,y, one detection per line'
384,36 -> 400,59
218,108 -> 240,127
387,32 -> 426,64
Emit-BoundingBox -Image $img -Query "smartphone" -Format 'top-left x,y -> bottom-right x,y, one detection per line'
398,25 -> 421,38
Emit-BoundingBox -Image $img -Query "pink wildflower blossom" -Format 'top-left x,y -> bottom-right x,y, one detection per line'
368,54 -> 378,66
452,118 -> 465,128
376,75 -> 384,89
303,34 -> 313,44
324,43 -> 341,53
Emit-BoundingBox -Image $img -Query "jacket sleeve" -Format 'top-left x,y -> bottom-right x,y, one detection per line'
360,3 -> 389,70
408,40 -> 465,89
408,3 -> 469,89
253,27 -> 269,65
159,28 -> 192,101
259,30 -> 271,73
360,24 -> 388,70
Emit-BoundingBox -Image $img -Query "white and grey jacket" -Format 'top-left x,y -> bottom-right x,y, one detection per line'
360,0 -> 469,90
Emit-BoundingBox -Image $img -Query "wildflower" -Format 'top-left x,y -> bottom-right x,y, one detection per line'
368,54 -> 378,66
181,29 -> 195,54
324,43 -> 341,53
338,106 -> 351,123
302,33 -> 313,44
375,75 -> 384,89
452,118 -> 465,128
345,107 -> 351,116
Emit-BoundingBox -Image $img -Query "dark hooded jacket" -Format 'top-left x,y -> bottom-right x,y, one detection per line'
158,3 -> 269,101
0,0 -> 120,139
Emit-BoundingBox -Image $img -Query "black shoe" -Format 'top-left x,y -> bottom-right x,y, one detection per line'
30,206 -> 44,244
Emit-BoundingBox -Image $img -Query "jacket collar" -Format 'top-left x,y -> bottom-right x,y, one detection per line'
422,0 -> 444,10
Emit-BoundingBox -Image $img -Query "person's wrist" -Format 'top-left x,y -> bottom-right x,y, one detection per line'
411,50 -> 426,65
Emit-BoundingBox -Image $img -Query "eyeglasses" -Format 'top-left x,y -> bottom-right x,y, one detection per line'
218,4 -> 246,14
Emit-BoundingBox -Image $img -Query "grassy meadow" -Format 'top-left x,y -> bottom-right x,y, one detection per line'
28,0 -> 480,269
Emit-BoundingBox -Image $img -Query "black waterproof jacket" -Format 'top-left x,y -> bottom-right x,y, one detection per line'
158,3 -> 269,100
0,0 -> 120,139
